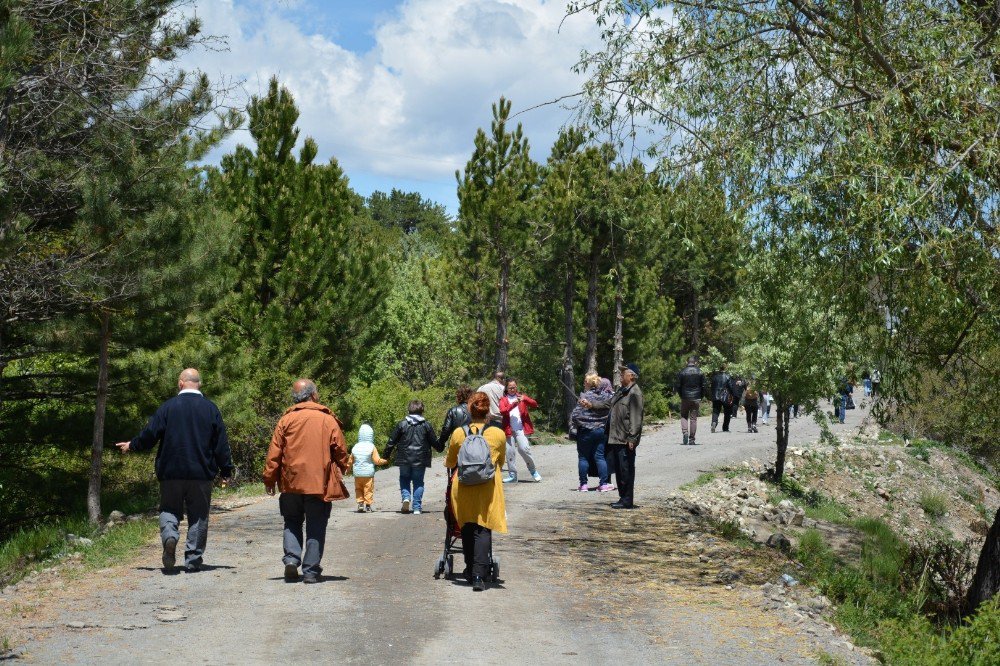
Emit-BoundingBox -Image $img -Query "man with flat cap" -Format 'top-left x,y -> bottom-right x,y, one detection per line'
116,368 -> 233,572
580,362 -> 645,509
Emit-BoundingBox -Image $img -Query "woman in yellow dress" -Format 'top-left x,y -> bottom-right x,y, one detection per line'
445,391 -> 507,591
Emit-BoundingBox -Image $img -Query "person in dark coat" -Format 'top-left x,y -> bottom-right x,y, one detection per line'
710,364 -> 733,433
115,368 -> 233,572
675,356 -> 708,445
384,399 -> 442,515
438,384 -> 473,451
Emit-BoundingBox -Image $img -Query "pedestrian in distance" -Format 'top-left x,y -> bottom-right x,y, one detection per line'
438,384 -> 473,452
477,371 -> 506,429
760,388 -> 773,426
729,375 -> 747,421
383,399 -> 443,515
710,364 -> 733,433
675,355 -> 708,445
580,362 -> 644,509
263,379 -> 350,583
499,379 -> 542,483
835,377 -> 853,424
445,392 -> 507,592
569,373 -> 613,491
862,370 -> 872,397
871,368 -> 882,397
742,382 -> 760,433
348,424 -> 388,513
115,368 -> 233,573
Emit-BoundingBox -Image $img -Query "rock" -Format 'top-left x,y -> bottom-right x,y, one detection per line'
155,609 -> 187,623
877,487 -> 890,500
76,537 -> 93,547
802,518 -> 818,528
767,533 -> 792,553
761,582 -> 774,595
778,499 -> 796,511
737,489 -> 750,499
108,510 -> 126,523
716,568 -> 741,584
127,514 -> 143,522
699,554 -> 711,563
791,510 -> 805,526
971,520 -> 990,536
781,573 -> 799,586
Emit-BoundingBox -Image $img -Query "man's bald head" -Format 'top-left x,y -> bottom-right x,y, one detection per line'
178,368 -> 202,391
292,378 -> 318,404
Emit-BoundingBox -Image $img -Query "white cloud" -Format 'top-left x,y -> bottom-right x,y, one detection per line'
178,0 -> 601,191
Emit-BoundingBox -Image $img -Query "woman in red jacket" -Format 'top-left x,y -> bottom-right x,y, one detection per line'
498,379 -> 542,483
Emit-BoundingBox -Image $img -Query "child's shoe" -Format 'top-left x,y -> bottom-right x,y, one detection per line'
356,502 -> 364,513
365,504 -> 373,512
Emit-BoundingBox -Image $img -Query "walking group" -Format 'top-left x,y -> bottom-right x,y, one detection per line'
670,357 -> 773,445
118,364 -> 646,592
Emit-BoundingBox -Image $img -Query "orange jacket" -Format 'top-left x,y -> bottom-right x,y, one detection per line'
262,401 -> 350,501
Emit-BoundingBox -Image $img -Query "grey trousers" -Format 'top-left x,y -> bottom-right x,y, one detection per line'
279,493 -> 332,577
159,479 -> 213,567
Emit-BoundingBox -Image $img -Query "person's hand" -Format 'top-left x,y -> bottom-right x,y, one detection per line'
627,441 -> 637,451
265,484 -> 276,496
579,399 -> 592,408
115,441 -> 131,453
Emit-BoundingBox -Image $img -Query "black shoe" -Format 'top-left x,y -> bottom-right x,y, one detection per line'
284,563 -> 299,582
162,537 -> 177,569
689,439 -> 697,446
303,573 -> 321,584
610,501 -> 634,509
472,576 -> 487,591
184,562 -> 202,573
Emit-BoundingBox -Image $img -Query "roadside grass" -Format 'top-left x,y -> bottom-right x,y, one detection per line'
680,471 -> 717,490
919,491 -> 948,519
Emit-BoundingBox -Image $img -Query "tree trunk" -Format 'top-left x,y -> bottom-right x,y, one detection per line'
561,263 -> 577,428
772,397 -> 789,481
87,311 -> 111,525
612,275 -> 624,388
966,505 -> 1000,614
584,242 -> 600,374
493,257 -> 510,373
690,286 -> 700,352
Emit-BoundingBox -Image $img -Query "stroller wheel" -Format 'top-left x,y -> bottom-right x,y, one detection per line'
491,558 -> 500,583
444,554 -> 454,580
434,556 -> 445,579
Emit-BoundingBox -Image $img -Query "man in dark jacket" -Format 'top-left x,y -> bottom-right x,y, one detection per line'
384,399 -> 442,515
116,368 -> 232,572
581,363 -> 644,509
675,356 -> 708,445
710,365 -> 733,433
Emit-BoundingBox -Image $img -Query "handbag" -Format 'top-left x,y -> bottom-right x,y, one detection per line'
846,395 -> 856,410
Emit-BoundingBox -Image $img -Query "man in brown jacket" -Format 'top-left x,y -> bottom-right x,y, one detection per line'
263,379 -> 350,583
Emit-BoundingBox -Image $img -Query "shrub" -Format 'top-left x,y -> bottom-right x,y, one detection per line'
338,378 -> 450,449
879,598 -> 1000,666
920,492 -> 948,518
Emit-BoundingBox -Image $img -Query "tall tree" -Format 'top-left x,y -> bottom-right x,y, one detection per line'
457,97 -> 539,374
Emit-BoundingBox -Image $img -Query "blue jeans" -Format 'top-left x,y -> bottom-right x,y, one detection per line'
839,394 -> 848,423
398,464 -> 426,511
577,427 -> 610,486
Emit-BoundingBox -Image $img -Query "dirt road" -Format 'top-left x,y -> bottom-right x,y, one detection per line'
16,409 -> 866,664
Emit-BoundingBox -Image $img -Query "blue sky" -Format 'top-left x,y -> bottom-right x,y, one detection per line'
180,0 -> 603,215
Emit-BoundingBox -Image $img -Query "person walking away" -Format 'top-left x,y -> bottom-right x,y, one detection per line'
862,370 -> 872,397
477,371 -> 506,428
742,383 -> 760,433
760,388 -> 773,426
710,364 -> 733,433
446,392 -> 507,591
580,363 -> 644,509
675,356 -> 707,445
348,423 -> 387,513
871,368 -> 881,397
835,378 -> 853,424
115,368 -> 232,573
438,385 -> 473,451
262,379 -> 350,583
569,373 -> 612,491
383,400 -> 442,514
499,379 -> 542,483
730,375 -> 747,422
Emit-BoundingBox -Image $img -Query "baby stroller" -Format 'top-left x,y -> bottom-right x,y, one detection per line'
434,467 -> 500,583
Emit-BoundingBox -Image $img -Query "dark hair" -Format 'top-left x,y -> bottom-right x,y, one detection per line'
505,378 -> 518,392
455,384 -> 473,404
468,392 -> 490,419
407,399 -> 424,415
687,355 -> 698,365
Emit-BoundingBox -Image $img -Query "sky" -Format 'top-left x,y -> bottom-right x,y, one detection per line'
176,0 -> 604,215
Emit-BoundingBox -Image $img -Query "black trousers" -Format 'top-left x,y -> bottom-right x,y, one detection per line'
745,403 -> 758,427
711,399 -> 732,431
607,444 -> 636,506
461,523 -> 492,579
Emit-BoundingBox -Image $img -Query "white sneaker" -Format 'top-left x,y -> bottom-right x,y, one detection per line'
502,474 -> 517,484
531,471 -> 542,482
413,509 -> 422,515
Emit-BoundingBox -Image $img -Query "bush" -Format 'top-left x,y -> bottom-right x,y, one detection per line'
338,378 -> 451,449
920,491 -> 948,518
880,598 -> 1000,666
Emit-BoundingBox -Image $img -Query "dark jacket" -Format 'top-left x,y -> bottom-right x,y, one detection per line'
711,371 -> 732,402
438,403 -> 471,451
675,364 -> 707,400
384,415 -> 441,468
130,392 -> 233,481
589,383 -> 645,448
730,377 -> 747,403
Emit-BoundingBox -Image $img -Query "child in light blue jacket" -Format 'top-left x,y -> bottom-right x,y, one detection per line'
348,424 -> 387,512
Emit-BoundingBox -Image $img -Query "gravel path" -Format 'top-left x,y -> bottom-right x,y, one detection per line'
17,406 -> 867,664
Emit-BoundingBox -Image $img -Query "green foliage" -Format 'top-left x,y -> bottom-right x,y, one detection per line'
338,378 -> 451,450
880,599 -> 1000,666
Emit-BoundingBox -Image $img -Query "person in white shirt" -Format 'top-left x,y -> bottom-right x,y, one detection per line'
477,371 -> 506,428
498,379 -> 541,483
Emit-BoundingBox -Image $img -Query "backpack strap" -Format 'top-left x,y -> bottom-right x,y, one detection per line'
462,425 -> 472,437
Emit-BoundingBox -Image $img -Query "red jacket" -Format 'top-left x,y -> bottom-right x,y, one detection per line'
498,394 -> 538,437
